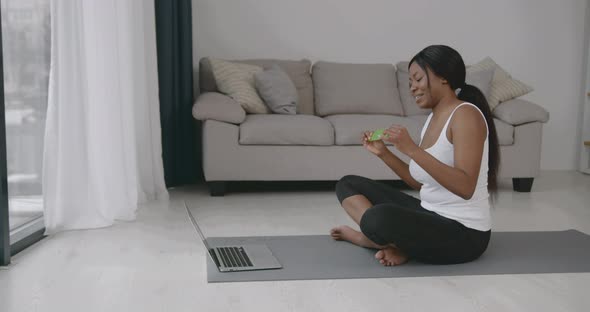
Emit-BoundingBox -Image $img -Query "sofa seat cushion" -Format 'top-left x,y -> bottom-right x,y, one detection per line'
407,115 -> 429,132
324,115 -> 424,146
239,115 -> 334,145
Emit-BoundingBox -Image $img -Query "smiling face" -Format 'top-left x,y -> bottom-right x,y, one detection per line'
408,62 -> 447,109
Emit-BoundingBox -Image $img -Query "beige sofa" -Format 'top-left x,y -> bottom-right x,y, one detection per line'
193,58 -> 549,196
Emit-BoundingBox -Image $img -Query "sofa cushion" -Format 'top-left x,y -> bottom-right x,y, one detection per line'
465,69 -> 494,101
407,115 -> 430,133
313,61 -> 403,116
396,61 -> 495,116
239,115 -> 334,145
396,62 -> 431,116
255,64 -> 298,114
324,115 -> 423,146
200,57 -> 314,115
209,59 -> 268,114
467,57 -> 533,111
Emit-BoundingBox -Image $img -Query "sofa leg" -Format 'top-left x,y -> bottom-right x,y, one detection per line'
512,178 -> 534,192
208,181 -> 227,197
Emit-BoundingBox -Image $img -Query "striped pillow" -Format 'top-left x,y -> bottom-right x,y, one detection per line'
467,57 -> 533,111
209,59 -> 269,114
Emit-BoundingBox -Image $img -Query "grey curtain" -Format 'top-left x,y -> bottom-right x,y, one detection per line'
154,0 -> 202,186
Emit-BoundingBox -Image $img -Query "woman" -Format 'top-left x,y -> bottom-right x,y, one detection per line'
330,45 -> 500,266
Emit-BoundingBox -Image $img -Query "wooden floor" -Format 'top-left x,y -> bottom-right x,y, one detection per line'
1,170 -> 589,312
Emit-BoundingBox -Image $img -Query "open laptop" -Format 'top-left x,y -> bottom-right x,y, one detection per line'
184,201 -> 282,272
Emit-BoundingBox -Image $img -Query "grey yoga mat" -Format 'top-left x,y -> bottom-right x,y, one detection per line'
206,230 -> 590,283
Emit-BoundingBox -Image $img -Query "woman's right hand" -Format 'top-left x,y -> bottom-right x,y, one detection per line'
362,131 -> 389,158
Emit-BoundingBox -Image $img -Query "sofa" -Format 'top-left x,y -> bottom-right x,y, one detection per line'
193,57 -> 550,196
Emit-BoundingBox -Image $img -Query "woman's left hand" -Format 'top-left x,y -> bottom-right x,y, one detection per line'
384,125 -> 420,158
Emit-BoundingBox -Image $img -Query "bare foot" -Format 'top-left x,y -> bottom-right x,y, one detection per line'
375,245 -> 408,266
330,225 -> 385,249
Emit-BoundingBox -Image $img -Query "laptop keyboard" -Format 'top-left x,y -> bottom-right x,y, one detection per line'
217,246 -> 254,268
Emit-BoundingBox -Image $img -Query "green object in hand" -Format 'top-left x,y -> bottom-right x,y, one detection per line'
369,128 -> 387,141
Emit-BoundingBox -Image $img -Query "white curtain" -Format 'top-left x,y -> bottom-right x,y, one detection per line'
43,0 -> 168,234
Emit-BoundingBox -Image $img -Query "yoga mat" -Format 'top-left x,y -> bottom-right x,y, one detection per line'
206,230 -> 590,283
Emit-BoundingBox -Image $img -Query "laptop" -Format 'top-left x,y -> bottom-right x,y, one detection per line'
184,202 -> 282,272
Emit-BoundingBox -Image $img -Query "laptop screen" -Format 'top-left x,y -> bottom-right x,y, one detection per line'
184,201 -> 213,252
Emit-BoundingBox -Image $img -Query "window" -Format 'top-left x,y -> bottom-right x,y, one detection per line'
0,0 -> 50,264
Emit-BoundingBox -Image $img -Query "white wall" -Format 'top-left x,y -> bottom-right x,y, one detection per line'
192,0 -> 588,170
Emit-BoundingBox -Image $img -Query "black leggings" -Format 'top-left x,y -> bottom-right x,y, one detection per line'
336,175 -> 491,264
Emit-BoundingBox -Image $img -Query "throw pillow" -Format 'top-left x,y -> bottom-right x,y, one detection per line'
465,68 -> 494,104
240,59 -> 314,115
467,57 -> 533,110
254,64 -> 298,114
209,58 -> 269,114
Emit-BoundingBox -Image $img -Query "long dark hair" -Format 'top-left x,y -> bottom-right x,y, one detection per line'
409,45 -> 500,193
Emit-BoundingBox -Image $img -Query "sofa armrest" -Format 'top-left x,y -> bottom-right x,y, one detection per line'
492,98 -> 549,126
192,92 -> 246,124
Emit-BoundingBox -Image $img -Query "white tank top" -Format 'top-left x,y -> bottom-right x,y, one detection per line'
409,103 -> 491,231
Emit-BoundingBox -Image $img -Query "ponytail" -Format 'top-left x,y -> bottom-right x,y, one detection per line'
458,84 -> 500,195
